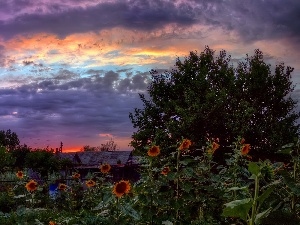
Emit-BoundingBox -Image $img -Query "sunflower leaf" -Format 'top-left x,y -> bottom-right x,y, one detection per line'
255,207 -> 272,225
120,203 -> 140,220
248,162 -> 261,176
222,198 -> 252,221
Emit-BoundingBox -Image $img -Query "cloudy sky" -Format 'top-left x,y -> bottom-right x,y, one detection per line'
0,0 -> 300,152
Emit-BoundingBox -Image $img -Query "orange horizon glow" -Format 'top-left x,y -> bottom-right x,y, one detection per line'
62,147 -> 82,153
19,135 -> 134,153
62,147 -> 132,153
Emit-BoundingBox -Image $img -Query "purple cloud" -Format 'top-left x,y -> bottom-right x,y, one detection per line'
0,69 -> 149,149
0,0 -> 197,39
0,0 -> 299,45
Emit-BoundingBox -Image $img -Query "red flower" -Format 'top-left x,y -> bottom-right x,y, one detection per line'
240,138 -> 245,144
72,172 -> 80,179
161,166 -> 171,176
58,183 -> 67,191
147,145 -> 160,157
25,180 -> 38,192
16,171 -> 24,179
207,141 -> 220,154
241,144 -> 251,155
179,139 -> 192,151
86,179 -> 96,188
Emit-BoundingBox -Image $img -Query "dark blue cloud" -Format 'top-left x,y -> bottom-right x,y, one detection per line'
0,0 -> 299,45
222,0 -> 300,42
0,70 -> 149,146
0,0 -> 197,39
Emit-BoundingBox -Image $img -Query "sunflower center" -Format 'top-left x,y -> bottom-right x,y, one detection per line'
116,182 -> 127,193
29,183 -> 36,189
103,165 -> 108,170
150,147 -> 158,153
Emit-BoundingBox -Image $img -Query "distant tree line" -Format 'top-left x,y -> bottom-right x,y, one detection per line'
81,138 -> 119,152
0,129 -> 120,177
0,129 -> 72,177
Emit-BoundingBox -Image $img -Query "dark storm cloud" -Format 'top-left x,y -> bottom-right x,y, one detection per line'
0,0 -> 196,39
191,0 -> 300,43
0,70 -> 149,140
0,0 -> 299,44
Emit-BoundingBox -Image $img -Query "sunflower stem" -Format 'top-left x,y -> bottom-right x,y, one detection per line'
291,159 -> 297,213
115,197 -> 120,223
249,174 -> 259,225
30,192 -> 34,208
149,157 -> 154,225
176,148 -> 180,223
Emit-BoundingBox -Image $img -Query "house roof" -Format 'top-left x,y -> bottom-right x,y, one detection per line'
58,151 -> 133,167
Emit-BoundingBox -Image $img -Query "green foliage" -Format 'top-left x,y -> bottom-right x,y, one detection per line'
274,138 -> 300,217
129,47 -> 299,159
222,161 -> 277,225
0,129 -> 20,151
222,198 -> 253,221
11,144 -> 31,169
0,192 -> 16,213
1,137 -> 300,224
24,149 -> 60,177
0,146 -> 15,172
131,140 -> 225,224
58,158 -> 74,170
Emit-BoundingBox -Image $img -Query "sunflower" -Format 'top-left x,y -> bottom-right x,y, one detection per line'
240,138 -> 245,144
58,183 -> 67,191
72,172 -> 80,179
241,144 -> 251,155
86,179 -> 96,188
112,180 -> 131,198
49,221 -> 57,225
207,141 -> 220,154
179,139 -> 192,151
16,171 -> 24,179
100,163 -> 111,173
161,166 -> 171,176
212,142 -> 220,151
147,145 -> 160,157
25,180 -> 38,192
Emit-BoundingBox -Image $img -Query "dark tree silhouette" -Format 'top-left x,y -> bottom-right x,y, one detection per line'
0,129 -> 20,151
130,47 -> 300,160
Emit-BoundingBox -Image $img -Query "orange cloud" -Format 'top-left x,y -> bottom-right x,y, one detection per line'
3,24 -> 298,79
2,25 -> 240,71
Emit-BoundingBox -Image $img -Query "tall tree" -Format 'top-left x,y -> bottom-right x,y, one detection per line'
129,47 -> 300,160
